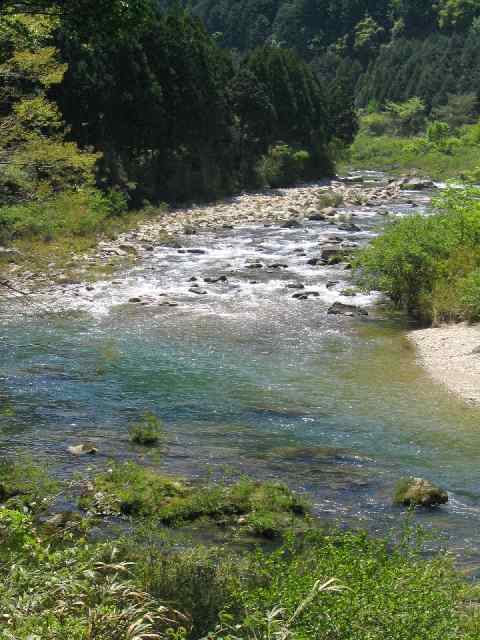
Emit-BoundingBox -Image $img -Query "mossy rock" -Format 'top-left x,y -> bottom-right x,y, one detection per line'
393,477 -> 448,508
80,462 -> 310,539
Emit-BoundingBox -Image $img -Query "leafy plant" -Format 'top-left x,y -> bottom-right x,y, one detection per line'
129,413 -> 165,446
256,145 -> 310,188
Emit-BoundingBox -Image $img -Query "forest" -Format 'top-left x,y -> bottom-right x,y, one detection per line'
0,0 -> 359,246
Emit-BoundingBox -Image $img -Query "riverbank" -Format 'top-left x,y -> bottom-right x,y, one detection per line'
410,323 -> 480,405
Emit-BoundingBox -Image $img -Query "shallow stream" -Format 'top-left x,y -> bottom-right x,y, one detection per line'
2,172 -> 480,568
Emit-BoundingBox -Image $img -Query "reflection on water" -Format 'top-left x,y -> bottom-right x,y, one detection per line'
1,175 -> 480,568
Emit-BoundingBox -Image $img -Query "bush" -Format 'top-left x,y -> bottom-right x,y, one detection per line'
0,188 -> 126,243
361,111 -> 393,136
355,186 -> 480,323
129,412 -> 165,446
432,93 -> 478,131
256,144 -> 310,188
210,530 -> 480,640
386,97 -> 427,136
317,191 -> 344,208
460,270 -> 480,322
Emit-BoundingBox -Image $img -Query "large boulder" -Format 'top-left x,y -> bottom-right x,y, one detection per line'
393,477 -> 448,508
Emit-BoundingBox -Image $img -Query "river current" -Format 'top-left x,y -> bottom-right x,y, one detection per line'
2,172 -> 480,568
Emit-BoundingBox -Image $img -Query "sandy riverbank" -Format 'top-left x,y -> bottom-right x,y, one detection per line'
410,323 -> 480,405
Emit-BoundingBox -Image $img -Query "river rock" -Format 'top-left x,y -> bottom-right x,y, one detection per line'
393,477 -> 448,508
189,286 -> 207,295
400,178 -> 434,191
326,280 -> 339,289
321,246 -> 345,261
308,211 -> 326,221
186,248 -> 206,255
286,283 -> 305,290
269,263 -> 288,269
282,218 -> 302,229
338,223 -> 361,232
321,207 -> 337,217
44,511 -> 83,531
293,291 -> 320,299
204,275 -> 227,283
327,302 -> 368,317
68,443 -> 98,456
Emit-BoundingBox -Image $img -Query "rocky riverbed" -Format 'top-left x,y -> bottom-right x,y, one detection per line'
0,172 -> 432,305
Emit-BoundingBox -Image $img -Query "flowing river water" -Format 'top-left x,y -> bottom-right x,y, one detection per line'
2,171 -> 480,568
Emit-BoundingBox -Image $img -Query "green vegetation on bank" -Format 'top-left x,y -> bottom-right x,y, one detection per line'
1,457 -> 480,639
344,96 -> 480,180
356,186 -> 480,324
0,1 -> 358,260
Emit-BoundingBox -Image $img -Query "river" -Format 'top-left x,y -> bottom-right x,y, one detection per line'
2,171 -> 480,569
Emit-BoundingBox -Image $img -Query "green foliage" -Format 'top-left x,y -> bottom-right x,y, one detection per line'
256,145 -> 310,188
459,269 -> 480,320
129,412 -> 165,446
0,459 -> 479,639
386,97 -> 426,135
345,113 -> 480,180
433,93 -> 478,130
355,186 -> 480,323
361,111 -> 394,136
0,520 -> 186,638
209,530 -> 480,640
0,456 -> 59,513
80,462 -> 309,537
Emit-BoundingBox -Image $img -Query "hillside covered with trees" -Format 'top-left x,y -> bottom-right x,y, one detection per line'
169,0 -> 480,112
0,0 -> 360,251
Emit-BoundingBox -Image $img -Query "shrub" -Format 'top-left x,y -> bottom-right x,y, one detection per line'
317,191 -> 344,208
432,93 -> 478,131
355,186 -> 480,323
256,144 -> 310,188
361,111 -> 393,136
129,412 -> 165,446
459,270 -> 480,322
386,97 -> 426,135
210,530 -> 480,640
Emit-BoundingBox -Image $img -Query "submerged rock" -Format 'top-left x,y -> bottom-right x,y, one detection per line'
308,211 -> 326,221
204,275 -> 227,284
282,218 -> 302,228
393,477 -> 448,508
68,443 -> 98,456
327,302 -> 368,317
189,286 -> 208,295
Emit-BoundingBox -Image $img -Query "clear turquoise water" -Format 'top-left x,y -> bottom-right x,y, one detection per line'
2,178 -> 480,565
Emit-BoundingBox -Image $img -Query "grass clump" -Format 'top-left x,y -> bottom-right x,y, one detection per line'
129,412 -> 165,446
80,462 -> 309,538
355,186 -> 480,324
0,456 -> 59,513
317,190 -> 344,208
0,509 -> 188,639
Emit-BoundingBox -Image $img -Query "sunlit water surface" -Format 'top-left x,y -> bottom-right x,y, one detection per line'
2,174 -> 480,568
